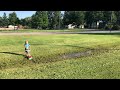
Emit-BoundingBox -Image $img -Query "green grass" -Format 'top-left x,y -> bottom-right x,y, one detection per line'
0,32 -> 120,78
0,29 -> 84,33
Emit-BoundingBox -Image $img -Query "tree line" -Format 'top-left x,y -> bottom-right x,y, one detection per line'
1,11 -> 120,30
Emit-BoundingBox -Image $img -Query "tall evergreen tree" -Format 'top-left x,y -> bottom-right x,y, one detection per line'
2,12 -> 9,27
0,17 -> 3,27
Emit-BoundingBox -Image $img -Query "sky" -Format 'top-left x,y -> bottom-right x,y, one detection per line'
0,11 -> 36,19
0,11 -> 64,19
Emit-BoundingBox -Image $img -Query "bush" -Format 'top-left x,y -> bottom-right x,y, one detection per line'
104,24 -> 113,30
23,26 -> 31,29
112,25 -> 120,30
98,23 -> 105,29
104,24 -> 120,30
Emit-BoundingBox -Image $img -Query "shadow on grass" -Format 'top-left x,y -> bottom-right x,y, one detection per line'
0,52 -> 25,56
0,52 -> 33,62
62,45 -> 91,49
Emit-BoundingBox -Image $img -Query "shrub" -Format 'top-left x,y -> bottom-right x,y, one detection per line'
98,23 -> 105,29
23,26 -> 31,29
112,25 -> 120,30
104,24 -> 113,30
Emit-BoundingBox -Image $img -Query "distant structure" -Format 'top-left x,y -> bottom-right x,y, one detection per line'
0,25 -> 19,30
79,25 -> 84,29
91,20 -> 103,29
68,24 -> 76,29
8,25 -> 18,30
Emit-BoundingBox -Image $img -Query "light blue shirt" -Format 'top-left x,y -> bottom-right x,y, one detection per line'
25,44 -> 30,49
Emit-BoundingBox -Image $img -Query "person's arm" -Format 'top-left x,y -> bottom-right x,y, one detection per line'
24,44 -> 26,49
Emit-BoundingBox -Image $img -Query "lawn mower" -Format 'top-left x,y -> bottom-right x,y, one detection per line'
27,55 -> 33,60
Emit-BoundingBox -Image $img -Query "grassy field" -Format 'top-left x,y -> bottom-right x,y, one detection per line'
0,29 -> 84,33
0,32 -> 120,79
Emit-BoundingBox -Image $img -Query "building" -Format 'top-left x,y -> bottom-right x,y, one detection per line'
68,24 -> 76,29
8,25 -> 18,30
79,25 -> 84,29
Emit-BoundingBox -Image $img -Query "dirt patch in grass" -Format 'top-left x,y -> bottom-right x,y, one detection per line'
61,50 -> 92,59
0,44 -> 119,70
32,48 -> 114,64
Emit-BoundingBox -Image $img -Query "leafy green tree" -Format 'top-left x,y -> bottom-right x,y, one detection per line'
63,11 -> 85,28
59,12 -> 64,29
42,11 -> 48,29
31,11 -> 48,29
103,11 -> 112,24
9,12 -> 18,30
48,11 -> 54,29
35,11 -> 43,29
111,11 -> 117,24
85,11 -> 105,28
75,11 -> 85,26
47,11 -> 61,29
85,11 -> 94,28
63,11 -> 70,26
16,17 -> 20,25
20,18 -> 26,26
52,11 -> 61,29
115,11 -> 120,24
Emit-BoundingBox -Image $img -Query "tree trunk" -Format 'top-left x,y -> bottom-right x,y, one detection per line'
14,26 -> 15,30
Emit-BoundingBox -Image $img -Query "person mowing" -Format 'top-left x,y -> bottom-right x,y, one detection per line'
24,40 -> 32,60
